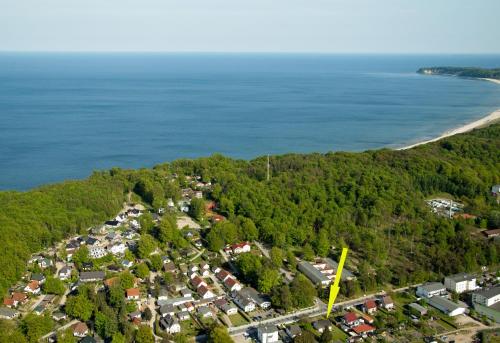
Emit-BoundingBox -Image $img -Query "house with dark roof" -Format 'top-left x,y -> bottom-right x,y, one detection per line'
257,325 -> 279,343
298,261 -> 331,287
197,305 -> 213,318
379,295 -> 394,310
285,325 -> 302,339
312,319 -> 333,333
408,303 -> 428,317
426,296 -> 466,317
234,291 -> 256,312
160,314 -> 181,334
79,271 -> 105,282
0,307 -> 20,320
238,287 -> 271,309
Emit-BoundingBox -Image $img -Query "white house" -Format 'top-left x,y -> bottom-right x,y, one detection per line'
126,288 -> 140,300
109,243 -> 127,255
197,286 -> 215,299
58,266 -> 72,280
230,242 -> 251,254
89,246 -> 107,259
472,286 -> 500,307
72,322 -> 89,338
160,315 -> 181,334
0,308 -> 20,320
258,326 -> 279,343
197,306 -> 213,318
224,277 -> 242,292
426,296 -> 466,317
444,273 -> 477,294
234,292 -> 256,313
24,280 -> 40,294
416,282 -> 447,298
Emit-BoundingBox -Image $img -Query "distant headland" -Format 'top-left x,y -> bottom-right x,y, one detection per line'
417,66 -> 500,81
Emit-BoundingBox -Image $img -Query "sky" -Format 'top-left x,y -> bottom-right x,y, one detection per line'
1,0 -> 499,53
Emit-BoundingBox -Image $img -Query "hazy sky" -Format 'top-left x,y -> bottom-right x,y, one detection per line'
1,0 -> 499,53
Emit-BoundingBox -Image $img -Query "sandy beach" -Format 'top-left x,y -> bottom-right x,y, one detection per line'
482,78 -> 500,85
398,78 -> 500,150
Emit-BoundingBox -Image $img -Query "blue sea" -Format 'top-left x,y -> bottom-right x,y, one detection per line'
1,53 -> 499,190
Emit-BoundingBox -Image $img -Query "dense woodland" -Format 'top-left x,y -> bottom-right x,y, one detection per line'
417,67 -> 500,80
0,124 -> 499,301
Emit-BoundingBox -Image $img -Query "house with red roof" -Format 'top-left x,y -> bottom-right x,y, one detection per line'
11,292 -> 28,305
352,324 -> 376,335
72,322 -> 89,337
24,280 -> 40,294
126,288 -> 140,300
343,312 -> 360,327
224,277 -> 242,292
363,299 -> 377,315
3,298 -> 15,308
197,285 -> 215,299
230,242 -> 251,254
216,269 -> 231,282
191,275 -> 207,289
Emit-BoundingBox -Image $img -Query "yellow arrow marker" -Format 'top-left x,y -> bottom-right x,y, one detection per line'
326,247 -> 348,318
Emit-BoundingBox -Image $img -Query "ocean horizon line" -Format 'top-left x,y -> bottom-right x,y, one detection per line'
1,51 -> 500,56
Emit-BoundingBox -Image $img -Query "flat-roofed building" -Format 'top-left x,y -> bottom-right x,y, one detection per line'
472,286 -> 500,307
444,273 -> 477,294
416,282 -> 446,298
298,261 -> 331,287
426,296 -> 465,317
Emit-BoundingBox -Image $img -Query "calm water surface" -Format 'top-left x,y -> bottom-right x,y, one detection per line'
1,53 -> 499,190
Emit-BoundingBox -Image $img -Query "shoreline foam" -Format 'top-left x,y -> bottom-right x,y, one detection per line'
398,78 -> 500,150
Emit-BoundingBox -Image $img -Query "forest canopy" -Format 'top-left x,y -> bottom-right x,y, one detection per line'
0,124 -> 499,296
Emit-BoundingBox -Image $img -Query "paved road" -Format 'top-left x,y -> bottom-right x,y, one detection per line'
40,319 -> 79,340
189,248 -> 205,262
228,283 -> 421,336
254,241 -> 293,282
229,301 -> 326,335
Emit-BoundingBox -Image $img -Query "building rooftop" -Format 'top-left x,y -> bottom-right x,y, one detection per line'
298,261 -> 330,284
324,257 -> 355,279
259,325 -> 278,334
473,286 -> 500,299
446,272 -> 476,282
419,282 -> 445,292
427,296 -> 463,313
408,302 -> 427,313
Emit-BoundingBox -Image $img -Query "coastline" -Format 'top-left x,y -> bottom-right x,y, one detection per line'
398,78 -> 500,150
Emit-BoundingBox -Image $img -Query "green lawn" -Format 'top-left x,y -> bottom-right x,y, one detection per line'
180,320 -> 202,336
330,326 -> 349,341
229,312 -> 249,326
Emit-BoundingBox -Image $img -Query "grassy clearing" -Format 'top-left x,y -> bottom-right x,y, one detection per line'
330,326 -> 349,341
229,312 -> 249,326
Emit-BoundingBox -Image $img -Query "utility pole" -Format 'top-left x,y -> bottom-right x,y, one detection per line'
267,154 -> 270,182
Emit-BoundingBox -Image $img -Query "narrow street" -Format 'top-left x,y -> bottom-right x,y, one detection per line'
254,241 -> 293,282
40,319 -> 79,340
